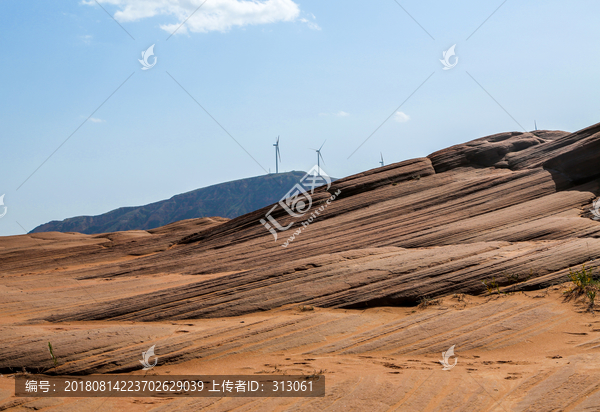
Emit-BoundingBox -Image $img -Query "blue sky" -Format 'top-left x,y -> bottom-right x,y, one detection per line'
1,0 -> 599,237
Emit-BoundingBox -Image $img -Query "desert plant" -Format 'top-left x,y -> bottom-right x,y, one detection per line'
493,277 -> 501,294
506,274 -> 518,283
587,289 -> 597,306
564,264 -> 599,312
482,279 -> 493,294
482,276 -> 503,295
504,273 -> 521,293
568,264 -> 596,291
48,342 -> 58,367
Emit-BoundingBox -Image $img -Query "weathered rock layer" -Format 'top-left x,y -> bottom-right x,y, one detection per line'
2,123 -> 600,323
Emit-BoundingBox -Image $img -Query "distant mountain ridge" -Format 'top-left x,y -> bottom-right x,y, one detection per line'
31,171 -> 308,234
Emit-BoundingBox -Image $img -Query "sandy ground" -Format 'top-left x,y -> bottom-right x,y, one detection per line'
3,141 -> 600,412
2,285 -> 600,411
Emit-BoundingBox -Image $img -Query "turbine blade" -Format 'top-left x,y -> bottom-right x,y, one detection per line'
319,140 -> 326,151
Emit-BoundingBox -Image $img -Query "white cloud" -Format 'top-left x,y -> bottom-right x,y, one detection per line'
394,111 -> 410,123
80,34 -> 93,45
86,0 -> 305,34
299,13 -> 320,30
319,111 -> 350,117
88,117 -> 105,123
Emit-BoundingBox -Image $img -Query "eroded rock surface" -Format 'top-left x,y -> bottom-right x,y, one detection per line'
2,124 -> 600,324
2,123 -> 600,403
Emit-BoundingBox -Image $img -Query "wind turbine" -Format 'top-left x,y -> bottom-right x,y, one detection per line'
379,152 -> 384,167
534,120 -> 538,131
310,141 -> 326,175
273,136 -> 281,174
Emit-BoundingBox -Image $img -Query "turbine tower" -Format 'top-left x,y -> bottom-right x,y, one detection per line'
311,141 -> 326,175
379,152 -> 384,167
534,120 -> 538,131
273,136 -> 281,173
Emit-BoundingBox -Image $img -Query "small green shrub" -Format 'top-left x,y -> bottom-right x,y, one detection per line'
48,342 -> 58,367
564,264 -> 599,311
587,289 -> 597,306
482,279 -> 493,294
568,264 -> 596,291
482,276 -> 503,295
